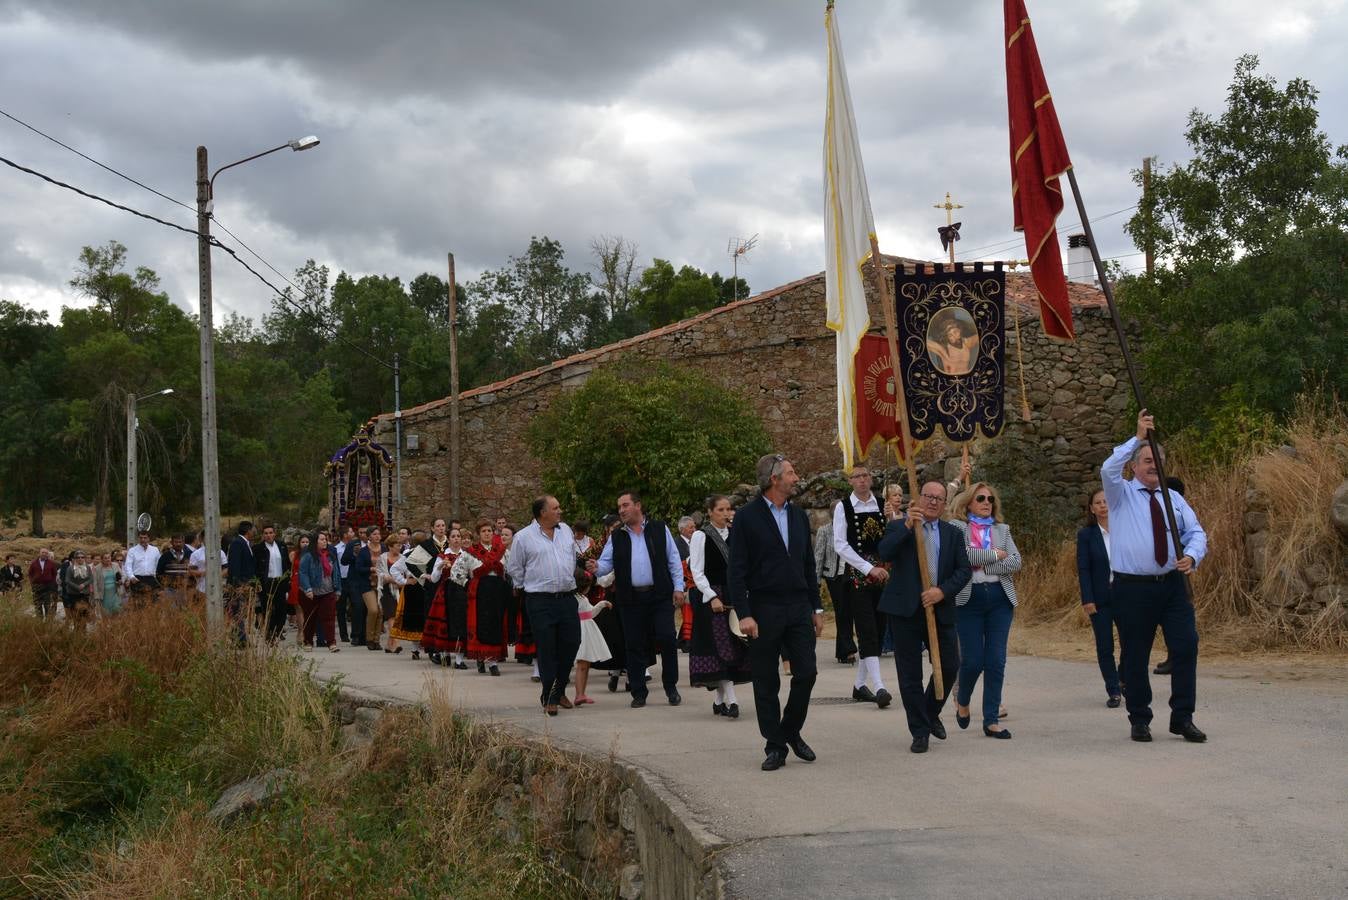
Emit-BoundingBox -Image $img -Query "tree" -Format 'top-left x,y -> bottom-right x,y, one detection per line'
526,362 -> 771,521
471,236 -> 592,371
590,235 -> 642,322
1120,56 -> 1348,441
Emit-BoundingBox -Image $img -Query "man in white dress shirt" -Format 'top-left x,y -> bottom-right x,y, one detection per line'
123,529 -> 162,605
253,525 -> 291,642
832,465 -> 894,709
1102,410 -> 1208,744
506,496 -> 580,716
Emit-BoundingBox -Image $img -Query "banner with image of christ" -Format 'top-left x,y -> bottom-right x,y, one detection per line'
894,262 -> 1006,442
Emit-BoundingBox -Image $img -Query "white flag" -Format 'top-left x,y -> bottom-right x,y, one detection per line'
823,3 -> 877,472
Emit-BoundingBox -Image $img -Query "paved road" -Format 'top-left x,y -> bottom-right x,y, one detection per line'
307,643 -> 1348,899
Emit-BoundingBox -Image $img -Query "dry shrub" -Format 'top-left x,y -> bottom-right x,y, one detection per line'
1017,393 -> 1348,653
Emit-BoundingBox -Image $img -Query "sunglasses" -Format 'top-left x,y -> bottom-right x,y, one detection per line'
973,494 -> 995,503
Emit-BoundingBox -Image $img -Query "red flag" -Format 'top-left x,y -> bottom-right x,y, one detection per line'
1005,0 -> 1075,340
853,334 -> 909,461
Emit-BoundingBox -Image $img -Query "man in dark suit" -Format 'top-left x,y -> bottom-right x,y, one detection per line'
727,453 -> 823,772
877,480 -> 971,753
253,524 -> 291,642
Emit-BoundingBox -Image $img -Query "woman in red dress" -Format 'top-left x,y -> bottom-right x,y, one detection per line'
451,520 -> 508,676
421,520 -> 462,666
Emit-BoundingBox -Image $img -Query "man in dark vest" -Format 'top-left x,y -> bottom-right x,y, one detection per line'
832,464 -> 894,709
592,490 -> 686,708
726,453 -> 823,771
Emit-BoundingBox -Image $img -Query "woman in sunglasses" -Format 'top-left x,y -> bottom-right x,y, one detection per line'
949,482 -> 1022,739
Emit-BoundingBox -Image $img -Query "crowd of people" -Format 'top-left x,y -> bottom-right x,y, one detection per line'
2,411 -> 1207,770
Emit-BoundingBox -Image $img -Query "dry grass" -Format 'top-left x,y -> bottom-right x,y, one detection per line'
1016,396 -> 1348,654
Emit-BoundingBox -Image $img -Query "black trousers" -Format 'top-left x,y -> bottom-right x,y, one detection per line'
748,599 -> 818,754
826,575 -> 855,661
334,577 -> 349,641
888,611 -> 960,739
259,577 -> 289,641
1113,573 -> 1198,727
525,592 -> 582,706
346,580 -> 366,645
619,590 -> 679,701
1088,603 -> 1122,697
844,579 -> 883,658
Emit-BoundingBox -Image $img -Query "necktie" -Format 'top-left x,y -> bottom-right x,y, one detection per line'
1147,489 -> 1168,567
925,522 -> 939,583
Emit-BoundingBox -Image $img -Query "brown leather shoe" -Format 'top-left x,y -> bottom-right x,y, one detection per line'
556,695 -> 574,710
545,704 -> 559,717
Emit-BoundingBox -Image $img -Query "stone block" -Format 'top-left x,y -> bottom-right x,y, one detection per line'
207,768 -> 289,825
619,864 -> 644,900
1331,481 -> 1348,539
619,787 -> 639,832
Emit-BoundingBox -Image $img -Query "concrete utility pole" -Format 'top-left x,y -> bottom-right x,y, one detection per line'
197,135 -> 320,635
448,252 -> 461,520
394,352 -> 403,506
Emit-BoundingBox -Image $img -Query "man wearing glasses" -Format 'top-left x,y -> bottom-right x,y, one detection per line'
877,481 -> 971,753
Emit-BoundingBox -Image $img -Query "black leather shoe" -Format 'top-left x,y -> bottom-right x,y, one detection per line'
608,673 -> 620,693
983,724 -> 1012,739
1131,723 -> 1153,742
874,688 -> 893,709
477,660 -> 486,674
667,690 -> 682,706
910,735 -> 929,754
761,750 -> 787,771
712,702 -> 726,716
1170,721 -> 1207,743
454,661 -> 468,670
630,696 -> 646,709
488,664 -> 500,676
852,685 -> 876,703
1107,695 -> 1122,708
786,737 -> 816,762
930,718 -> 947,740
726,703 -> 739,719
1153,657 -> 1174,675
956,708 -> 971,729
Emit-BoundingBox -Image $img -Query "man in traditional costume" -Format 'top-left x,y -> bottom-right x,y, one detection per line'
833,465 -> 894,709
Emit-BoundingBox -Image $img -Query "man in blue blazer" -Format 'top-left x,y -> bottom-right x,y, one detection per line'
727,453 -> 824,772
877,481 -> 971,753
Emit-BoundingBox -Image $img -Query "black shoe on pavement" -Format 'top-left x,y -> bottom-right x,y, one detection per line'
488,664 -> 500,676
852,685 -> 877,703
761,750 -> 787,771
983,724 -> 1012,739
477,660 -> 486,674
666,689 -> 682,706
1153,657 -> 1174,675
630,696 -> 647,709
786,737 -> 816,762
1107,695 -> 1122,708
930,718 -> 947,740
910,735 -> 929,753
1170,721 -> 1207,743
1131,723 -> 1153,742
726,703 -> 740,719
608,673 -> 620,693
712,702 -> 726,716
874,688 -> 893,709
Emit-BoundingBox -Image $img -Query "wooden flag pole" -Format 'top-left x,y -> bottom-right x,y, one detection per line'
1065,169 -> 1187,591
868,236 -> 944,699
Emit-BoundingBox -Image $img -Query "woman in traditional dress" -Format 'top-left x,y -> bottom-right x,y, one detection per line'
390,529 -> 431,659
451,519 -> 508,675
572,568 -> 613,705
688,495 -> 752,718
377,538 -> 410,654
421,519 -> 460,666
62,549 -> 96,629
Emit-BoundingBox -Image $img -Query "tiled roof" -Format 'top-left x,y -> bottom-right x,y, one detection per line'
381,260 -> 1106,421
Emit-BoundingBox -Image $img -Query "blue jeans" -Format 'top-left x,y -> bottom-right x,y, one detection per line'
955,582 -> 1014,727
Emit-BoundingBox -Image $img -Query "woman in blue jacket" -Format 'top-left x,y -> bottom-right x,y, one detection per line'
1077,489 -> 1121,707
299,530 -> 344,653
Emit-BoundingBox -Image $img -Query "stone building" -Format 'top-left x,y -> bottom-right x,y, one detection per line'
373,260 -> 1131,526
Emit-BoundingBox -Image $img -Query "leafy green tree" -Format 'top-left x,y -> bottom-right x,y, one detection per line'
526,362 -> 771,521
632,259 -> 722,328
1121,55 -> 1348,440
470,236 -> 592,371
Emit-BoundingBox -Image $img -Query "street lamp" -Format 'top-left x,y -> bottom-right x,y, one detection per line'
197,136 -> 319,635
125,387 -> 174,546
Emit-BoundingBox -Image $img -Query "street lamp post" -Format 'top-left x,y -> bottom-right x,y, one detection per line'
197,136 -> 319,635
125,387 -> 174,546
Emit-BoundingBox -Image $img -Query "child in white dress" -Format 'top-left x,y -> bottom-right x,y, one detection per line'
573,572 -> 613,705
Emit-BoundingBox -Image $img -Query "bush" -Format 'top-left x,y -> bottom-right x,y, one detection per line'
527,360 -> 771,520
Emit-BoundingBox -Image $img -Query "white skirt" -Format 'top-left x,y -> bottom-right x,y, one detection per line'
576,617 -> 612,664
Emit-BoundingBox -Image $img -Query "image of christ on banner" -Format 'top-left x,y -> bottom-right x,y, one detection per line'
895,262 -> 1007,443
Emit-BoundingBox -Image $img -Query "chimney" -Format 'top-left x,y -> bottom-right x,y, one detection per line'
1067,233 -> 1095,285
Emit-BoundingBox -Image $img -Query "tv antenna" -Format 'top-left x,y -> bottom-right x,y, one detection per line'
726,234 -> 758,301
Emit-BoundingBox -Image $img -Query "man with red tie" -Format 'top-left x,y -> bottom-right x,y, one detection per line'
1102,410 -> 1208,744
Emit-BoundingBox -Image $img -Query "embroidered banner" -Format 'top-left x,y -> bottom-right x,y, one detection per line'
853,333 -> 909,461
894,262 -> 1006,442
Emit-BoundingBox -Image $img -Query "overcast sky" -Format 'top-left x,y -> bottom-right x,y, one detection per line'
2,0 -> 1345,326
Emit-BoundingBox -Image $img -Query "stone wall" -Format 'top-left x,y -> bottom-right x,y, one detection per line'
373,265 -> 1131,527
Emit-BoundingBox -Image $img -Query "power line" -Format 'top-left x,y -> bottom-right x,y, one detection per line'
958,204 -> 1141,256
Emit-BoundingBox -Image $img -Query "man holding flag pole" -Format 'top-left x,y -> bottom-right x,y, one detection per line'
1004,0 -> 1207,741
823,0 -> 957,751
